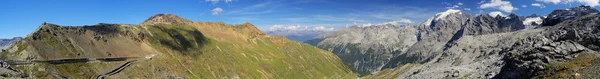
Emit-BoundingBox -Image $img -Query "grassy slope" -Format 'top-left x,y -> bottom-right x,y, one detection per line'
136,23 -> 356,79
1,18 -> 356,78
361,64 -> 420,79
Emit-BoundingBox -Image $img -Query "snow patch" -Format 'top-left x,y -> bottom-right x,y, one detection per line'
434,9 -> 462,21
422,17 -> 434,26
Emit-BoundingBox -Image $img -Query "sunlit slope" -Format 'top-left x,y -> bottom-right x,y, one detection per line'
0,14 -> 356,79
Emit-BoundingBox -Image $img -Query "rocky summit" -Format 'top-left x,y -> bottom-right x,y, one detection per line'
307,5 -> 600,79
542,5 -> 599,26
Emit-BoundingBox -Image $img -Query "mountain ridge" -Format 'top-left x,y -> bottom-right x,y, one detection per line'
307,6 -> 600,78
0,14 -> 357,79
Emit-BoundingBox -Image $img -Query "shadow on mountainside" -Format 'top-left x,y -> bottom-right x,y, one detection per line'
148,24 -> 208,56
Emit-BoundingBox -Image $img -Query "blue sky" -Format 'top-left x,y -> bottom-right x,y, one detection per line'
0,0 -> 599,38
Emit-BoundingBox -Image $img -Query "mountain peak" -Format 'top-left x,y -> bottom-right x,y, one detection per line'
542,5 -> 599,26
527,14 -> 540,18
508,13 -> 518,17
142,14 -> 192,24
434,9 -> 463,21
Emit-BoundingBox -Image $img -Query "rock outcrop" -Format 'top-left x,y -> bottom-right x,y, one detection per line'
542,5 -> 598,26
305,24 -> 418,75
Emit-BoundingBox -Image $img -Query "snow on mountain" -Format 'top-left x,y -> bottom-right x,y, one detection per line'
434,9 -> 462,21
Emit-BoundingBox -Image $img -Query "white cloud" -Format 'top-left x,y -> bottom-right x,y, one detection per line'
536,0 -> 562,4
535,0 -> 600,6
267,24 -> 336,36
381,19 -> 414,25
225,0 -> 234,3
523,17 -> 543,26
206,0 -> 219,4
531,3 -> 546,8
442,2 -> 452,5
206,0 -> 236,4
269,25 -> 303,31
313,26 -> 335,31
268,25 -> 335,32
479,0 -> 518,12
488,11 -> 506,17
522,5 -> 528,7
575,0 -> 600,6
212,7 -> 224,15
447,5 -> 460,9
445,2 -> 464,9
464,8 -> 472,11
478,0 -> 486,4
355,19 -> 414,27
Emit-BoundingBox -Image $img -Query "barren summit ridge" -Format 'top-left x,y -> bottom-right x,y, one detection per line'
143,14 -> 192,24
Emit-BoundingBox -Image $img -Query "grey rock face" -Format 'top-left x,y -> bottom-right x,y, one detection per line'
307,9 -> 530,76
399,28 -> 544,79
309,6 -> 600,78
542,5 -> 599,26
388,10 -> 527,69
500,13 -> 526,31
466,14 -> 500,35
494,13 -> 600,78
400,9 -> 600,79
305,25 -> 419,75
0,37 -> 22,50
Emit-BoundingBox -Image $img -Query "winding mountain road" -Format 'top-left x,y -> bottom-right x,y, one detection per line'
96,60 -> 135,79
96,54 -> 155,79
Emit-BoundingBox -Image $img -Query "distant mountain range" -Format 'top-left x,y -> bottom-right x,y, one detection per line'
306,5 -> 600,79
0,37 -> 21,50
267,30 -> 328,42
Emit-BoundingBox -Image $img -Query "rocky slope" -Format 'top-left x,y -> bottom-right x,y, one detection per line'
542,5 -> 598,26
0,37 -> 21,50
0,14 -> 356,79
363,6 -> 599,79
309,6 -> 600,79
305,24 -> 418,75
401,11 -> 600,79
307,9 -> 531,76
